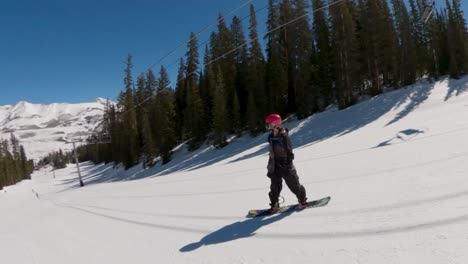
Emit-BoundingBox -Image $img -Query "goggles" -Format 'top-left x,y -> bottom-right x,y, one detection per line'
266,123 -> 278,130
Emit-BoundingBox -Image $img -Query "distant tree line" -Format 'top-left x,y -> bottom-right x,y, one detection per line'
0,134 -> 34,190
79,0 -> 467,169
36,149 -> 70,170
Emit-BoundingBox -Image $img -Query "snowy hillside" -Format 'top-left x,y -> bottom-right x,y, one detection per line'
0,99 -> 109,160
1,76 -> 468,264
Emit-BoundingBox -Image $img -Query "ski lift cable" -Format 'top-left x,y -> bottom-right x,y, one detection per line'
109,1 -> 261,119
205,0 -> 349,66
421,0 -> 436,23
162,4 -> 269,73
116,0 -> 350,120
147,0 -> 257,71
115,3 -> 270,118
423,8 -> 434,23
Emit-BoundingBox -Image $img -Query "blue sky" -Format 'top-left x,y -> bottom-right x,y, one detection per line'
0,0 -> 467,105
0,0 -> 265,105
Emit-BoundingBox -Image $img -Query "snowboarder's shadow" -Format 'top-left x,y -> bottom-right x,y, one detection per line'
180,210 -> 294,252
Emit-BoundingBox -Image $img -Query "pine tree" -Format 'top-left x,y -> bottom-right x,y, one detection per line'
4,140 -> 15,185
214,14 -> 237,132
248,4 -> 266,68
312,0 -> 334,110
0,141 -> 7,188
145,69 -> 157,97
279,0 -> 295,113
246,4 -> 266,134
231,15 -> 249,126
231,89 -> 241,135
2,140 -> 12,186
355,0 -> 372,94
447,0 -> 468,78
105,102 -> 122,164
392,0 -> 417,85
0,138 -> 32,185
290,0 -> 314,118
436,9 -> 451,76
134,73 -> 146,150
379,0 -> 400,87
131,71 -> 157,167
200,45 -> 215,130
140,111 -> 155,168
19,146 -> 30,179
329,0 -> 361,108
446,0 -> 459,78
4,139 -> 14,186
212,67 -> 229,148
122,54 -> 139,169
10,133 -> 20,177
362,0 -> 394,94
51,149 -> 68,169
184,32 -> 205,149
265,0 -> 288,114
408,0 -> 432,78
145,69 -> 158,133
452,0 -> 467,72
174,58 -> 186,140
154,66 -> 177,163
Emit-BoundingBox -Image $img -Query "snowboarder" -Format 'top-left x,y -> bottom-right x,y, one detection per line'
265,113 -> 308,212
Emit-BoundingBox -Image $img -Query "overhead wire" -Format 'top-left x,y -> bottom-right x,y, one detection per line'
163,4 -> 269,73
206,0 -> 348,66
93,1 -> 264,142
147,0 -> 257,71
116,0 -> 351,119
116,1 -> 268,117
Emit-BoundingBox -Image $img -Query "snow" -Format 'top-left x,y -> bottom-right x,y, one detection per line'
1,76 -> 468,263
0,98 -> 108,160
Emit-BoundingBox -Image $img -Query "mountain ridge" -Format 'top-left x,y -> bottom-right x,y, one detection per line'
0,98 -> 110,160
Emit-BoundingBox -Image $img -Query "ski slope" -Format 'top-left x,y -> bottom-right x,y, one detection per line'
2,76 -> 468,264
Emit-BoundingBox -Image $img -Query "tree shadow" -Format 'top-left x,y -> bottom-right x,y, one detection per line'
57,76 -> 468,189
385,82 -> 434,126
234,81 -> 435,159
54,162 -> 122,191
445,75 -> 468,101
55,136 -> 270,191
153,134 -> 268,176
180,209 -> 295,252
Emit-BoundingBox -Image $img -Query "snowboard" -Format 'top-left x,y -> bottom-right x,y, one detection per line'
247,196 -> 331,218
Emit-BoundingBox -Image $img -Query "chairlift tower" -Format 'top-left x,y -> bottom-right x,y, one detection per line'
64,139 -> 84,187
64,133 -> 112,187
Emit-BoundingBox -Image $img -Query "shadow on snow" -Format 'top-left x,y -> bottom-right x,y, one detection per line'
179,210 -> 295,252
58,76 -> 468,189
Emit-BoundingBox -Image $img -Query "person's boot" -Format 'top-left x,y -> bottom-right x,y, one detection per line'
269,201 -> 280,213
298,197 -> 308,208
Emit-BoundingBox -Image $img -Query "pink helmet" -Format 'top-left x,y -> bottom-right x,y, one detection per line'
265,113 -> 282,129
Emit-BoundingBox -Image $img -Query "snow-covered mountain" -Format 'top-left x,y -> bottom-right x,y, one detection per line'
0,98 -> 109,160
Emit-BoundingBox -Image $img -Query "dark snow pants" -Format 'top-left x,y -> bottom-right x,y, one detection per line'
269,158 -> 307,205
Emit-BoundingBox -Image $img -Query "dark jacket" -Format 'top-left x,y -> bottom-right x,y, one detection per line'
267,128 -> 295,175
